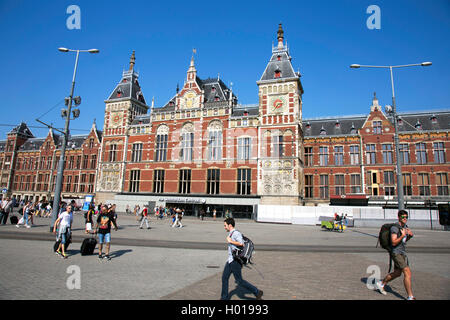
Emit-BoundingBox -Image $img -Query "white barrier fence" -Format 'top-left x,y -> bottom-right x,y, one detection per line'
257,205 -> 442,230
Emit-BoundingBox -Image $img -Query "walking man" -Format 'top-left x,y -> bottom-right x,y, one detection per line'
221,218 -> 263,300
139,205 -> 150,229
95,205 -> 118,261
171,209 -> 183,228
1,197 -> 13,224
376,210 -> 415,300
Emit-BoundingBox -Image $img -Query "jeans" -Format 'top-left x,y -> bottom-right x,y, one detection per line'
140,216 -> 149,228
221,260 -> 258,300
98,233 -> 111,244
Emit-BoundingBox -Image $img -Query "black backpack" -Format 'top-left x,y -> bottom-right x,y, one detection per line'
377,222 -> 401,272
233,235 -> 255,266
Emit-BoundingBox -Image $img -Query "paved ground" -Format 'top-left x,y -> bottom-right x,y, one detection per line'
0,211 -> 449,300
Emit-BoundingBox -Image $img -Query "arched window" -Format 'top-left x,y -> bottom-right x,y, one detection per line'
207,120 -> 222,161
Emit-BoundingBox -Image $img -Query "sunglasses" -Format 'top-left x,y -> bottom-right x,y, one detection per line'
400,215 -> 408,219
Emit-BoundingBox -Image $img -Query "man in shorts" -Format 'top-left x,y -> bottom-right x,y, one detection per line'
95,205 -> 118,261
376,210 -> 415,300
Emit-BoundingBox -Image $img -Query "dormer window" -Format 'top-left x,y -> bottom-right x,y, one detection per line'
430,115 -> 437,123
211,87 -> 216,92
397,117 -> 403,125
117,88 -> 123,98
415,120 -> 422,130
305,122 -> 311,130
243,111 -> 248,116
320,127 -> 326,135
335,121 -> 340,128
277,55 -> 281,61
274,70 -> 281,78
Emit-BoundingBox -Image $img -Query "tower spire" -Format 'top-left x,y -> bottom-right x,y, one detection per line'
277,23 -> 284,49
129,50 -> 136,71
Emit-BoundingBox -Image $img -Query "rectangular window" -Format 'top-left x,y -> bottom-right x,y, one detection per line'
305,175 -> 314,198
382,144 -> 393,164
272,135 -> 283,158
384,171 -> 395,196
153,170 -> 165,193
129,170 -> 140,193
334,146 -> 344,166
237,168 -> 251,195
418,173 -> 430,196
132,143 -> 143,162
436,173 -> 449,196
68,156 -> 74,170
178,169 -> 191,194
304,147 -> 313,166
366,144 -> 376,164
319,174 -> 329,199
402,173 -> 412,196
207,169 -> 220,194
208,131 -> 222,161
155,134 -> 168,162
433,142 -> 445,164
109,144 -> 117,162
75,156 -> 81,170
350,174 -> 361,193
90,154 -> 97,169
334,174 -> 345,195
237,137 -> 251,161
350,145 -> 359,165
399,144 -> 410,165
373,120 -> 382,134
82,155 -> 88,169
88,174 -> 95,193
319,146 -> 328,166
416,143 -> 427,164
180,133 -> 194,162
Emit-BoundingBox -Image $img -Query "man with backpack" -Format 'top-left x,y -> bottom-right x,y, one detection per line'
376,209 -> 415,300
221,217 -> 263,300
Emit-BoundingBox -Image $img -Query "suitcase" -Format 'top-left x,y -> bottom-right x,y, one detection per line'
53,240 -> 70,252
10,216 -> 18,224
80,237 -> 97,256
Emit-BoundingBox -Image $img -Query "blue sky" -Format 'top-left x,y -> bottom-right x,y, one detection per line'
0,0 -> 449,138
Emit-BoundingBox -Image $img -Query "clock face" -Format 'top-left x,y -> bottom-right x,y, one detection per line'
110,112 -> 122,127
269,95 -> 287,114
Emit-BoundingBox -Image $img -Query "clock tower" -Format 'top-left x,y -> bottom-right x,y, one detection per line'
96,51 -> 148,203
257,24 -> 305,205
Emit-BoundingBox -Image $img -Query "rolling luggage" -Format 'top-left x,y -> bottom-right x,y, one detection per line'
10,216 -> 18,224
81,236 -> 97,256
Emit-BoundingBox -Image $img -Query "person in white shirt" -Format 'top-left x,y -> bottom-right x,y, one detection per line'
53,205 -> 73,259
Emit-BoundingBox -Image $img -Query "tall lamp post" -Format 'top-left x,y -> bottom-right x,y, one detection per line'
350,62 -> 432,210
50,47 -> 99,231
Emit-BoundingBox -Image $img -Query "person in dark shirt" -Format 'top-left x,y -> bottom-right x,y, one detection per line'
376,210 -> 415,300
95,205 -> 118,260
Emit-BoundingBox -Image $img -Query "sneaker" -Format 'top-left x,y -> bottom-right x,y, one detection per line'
16,225 -> 19,228
256,290 -> 264,300
98,254 -> 103,260
104,255 -> 111,261
407,296 -> 416,300
61,253 -> 68,259
56,250 -> 62,256
376,281 -> 387,295
26,225 -> 31,229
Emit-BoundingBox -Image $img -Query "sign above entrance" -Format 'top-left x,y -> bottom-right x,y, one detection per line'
160,197 -> 206,204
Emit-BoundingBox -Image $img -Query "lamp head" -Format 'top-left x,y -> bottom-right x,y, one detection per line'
421,61 -> 432,66
88,49 -> 100,53
350,64 -> 361,69
58,47 -> 69,52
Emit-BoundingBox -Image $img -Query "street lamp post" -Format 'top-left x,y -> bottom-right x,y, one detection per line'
350,62 -> 432,210
50,48 -> 99,231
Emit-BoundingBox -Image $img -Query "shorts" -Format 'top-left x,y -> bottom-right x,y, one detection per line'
391,253 -> 409,270
98,233 -> 111,244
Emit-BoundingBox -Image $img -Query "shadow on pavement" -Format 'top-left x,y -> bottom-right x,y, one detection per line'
360,277 -> 405,300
